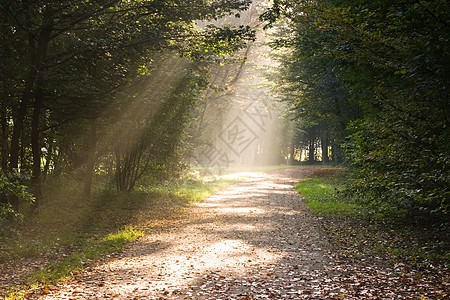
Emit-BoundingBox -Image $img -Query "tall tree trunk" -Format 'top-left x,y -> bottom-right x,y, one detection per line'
0,102 -> 7,205
10,79 -> 33,173
8,88 -> 30,210
308,138 -> 315,162
83,119 -> 97,200
42,143 -> 52,180
53,143 -> 63,176
331,144 -> 342,164
321,135 -> 329,163
9,6 -> 53,210
289,140 -> 295,165
1,101 -> 7,173
31,93 -> 43,209
115,148 -> 122,191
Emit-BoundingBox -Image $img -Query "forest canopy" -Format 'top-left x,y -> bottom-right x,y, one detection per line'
263,0 -> 449,218
0,0 -> 254,212
0,0 -> 449,224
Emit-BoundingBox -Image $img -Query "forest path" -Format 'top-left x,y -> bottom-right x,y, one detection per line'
38,167 -> 338,299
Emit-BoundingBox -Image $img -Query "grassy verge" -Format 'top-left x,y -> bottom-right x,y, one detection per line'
295,167 -> 449,269
0,173 -> 246,299
295,168 -> 362,217
296,167 -> 449,299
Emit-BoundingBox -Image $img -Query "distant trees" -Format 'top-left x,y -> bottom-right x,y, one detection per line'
264,0 -> 449,217
0,0 -> 254,211
267,22 -> 360,164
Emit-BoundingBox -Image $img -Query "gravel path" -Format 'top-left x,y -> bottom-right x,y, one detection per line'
37,167 -> 338,299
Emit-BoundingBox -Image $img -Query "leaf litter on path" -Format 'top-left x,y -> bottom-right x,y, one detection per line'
18,167 -> 449,299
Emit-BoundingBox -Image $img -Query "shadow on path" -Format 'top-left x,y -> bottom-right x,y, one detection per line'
39,167 -> 341,299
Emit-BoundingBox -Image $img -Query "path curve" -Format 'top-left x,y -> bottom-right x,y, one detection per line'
38,167 -> 335,299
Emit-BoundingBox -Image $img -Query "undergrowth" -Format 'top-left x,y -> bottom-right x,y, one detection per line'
295,167 -> 449,269
0,171 -> 245,299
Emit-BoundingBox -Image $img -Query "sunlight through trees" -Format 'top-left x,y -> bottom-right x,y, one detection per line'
0,0 -> 254,211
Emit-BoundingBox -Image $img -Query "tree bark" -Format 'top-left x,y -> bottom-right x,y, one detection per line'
10,78 -> 33,173
308,138 -> 315,162
289,140 -> 295,165
115,148 -> 122,191
15,7 -> 53,210
321,135 -> 329,163
1,101 -> 7,173
0,102 -> 7,205
31,10 -> 53,210
31,92 -> 43,209
42,143 -> 52,180
331,144 -> 342,164
83,119 -> 97,200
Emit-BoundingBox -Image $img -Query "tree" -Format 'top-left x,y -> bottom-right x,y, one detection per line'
0,0 -> 254,209
266,22 -> 360,163
263,0 -> 450,217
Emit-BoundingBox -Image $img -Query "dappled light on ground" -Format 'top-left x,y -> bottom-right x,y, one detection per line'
28,167 -> 447,299
38,167 -> 334,299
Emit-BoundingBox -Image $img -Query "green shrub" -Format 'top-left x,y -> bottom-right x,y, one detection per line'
344,119 -> 450,220
0,172 -> 35,205
0,172 -> 34,235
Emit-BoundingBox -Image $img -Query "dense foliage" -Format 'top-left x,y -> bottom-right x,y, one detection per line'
263,0 -> 449,218
0,0 -> 254,213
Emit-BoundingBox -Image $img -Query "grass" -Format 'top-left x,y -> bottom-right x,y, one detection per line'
30,226 -> 143,284
0,171 -> 249,299
295,168 -> 363,217
294,167 -> 449,271
2,226 -> 143,300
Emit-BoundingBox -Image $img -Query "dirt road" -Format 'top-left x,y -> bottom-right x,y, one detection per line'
38,167 -> 340,299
